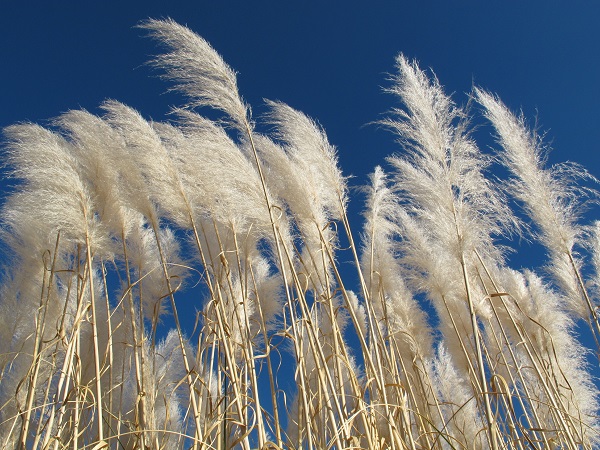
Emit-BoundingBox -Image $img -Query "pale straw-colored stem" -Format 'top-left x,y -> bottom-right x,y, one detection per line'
18,233 -> 61,449
121,229 -> 148,448
83,227 -> 105,443
459,253 -> 499,450
149,218 -> 209,450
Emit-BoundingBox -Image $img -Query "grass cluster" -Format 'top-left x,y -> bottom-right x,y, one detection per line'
0,19 -> 598,449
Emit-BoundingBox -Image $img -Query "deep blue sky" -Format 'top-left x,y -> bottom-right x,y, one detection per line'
2,2 -> 600,294
2,2 -> 600,184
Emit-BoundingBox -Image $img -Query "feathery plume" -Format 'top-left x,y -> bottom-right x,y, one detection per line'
54,108 -> 140,238
2,124 -> 109,257
477,88 -> 596,320
361,166 -> 432,358
139,18 -> 249,132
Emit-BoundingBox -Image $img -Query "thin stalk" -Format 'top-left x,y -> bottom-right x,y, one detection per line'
482,322 -> 525,450
228,229 -> 268,446
100,260 -> 114,442
248,263 -> 283,446
32,352 -> 56,450
289,290 -> 348,449
209,222 -> 255,448
473,251 -> 550,448
474,250 -> 581,448
18,232 -> 61,449
275,237 -> 348,448
363,212 -> 405,444
83,228 -> 105,443
459,254 -> 498,450
72,244 -> 86,450
242,124 -> 316,450
495,293 -> 579,448
484,305 -> 543,448
321,230 -> 404,449
189,220 -> 248,448
438,292 -> 489,429
72,245 -> 83,450
120,228 -> 148,449
49,250 -> 90,450
390,335 -> 433,449
149,219 -> 207,449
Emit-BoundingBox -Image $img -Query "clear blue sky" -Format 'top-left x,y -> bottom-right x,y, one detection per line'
2,1 -> 600,182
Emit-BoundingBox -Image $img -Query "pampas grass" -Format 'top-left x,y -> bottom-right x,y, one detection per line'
0,19 -> 599,450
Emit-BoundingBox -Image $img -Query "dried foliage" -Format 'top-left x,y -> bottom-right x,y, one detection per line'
0,19 -> 598,450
